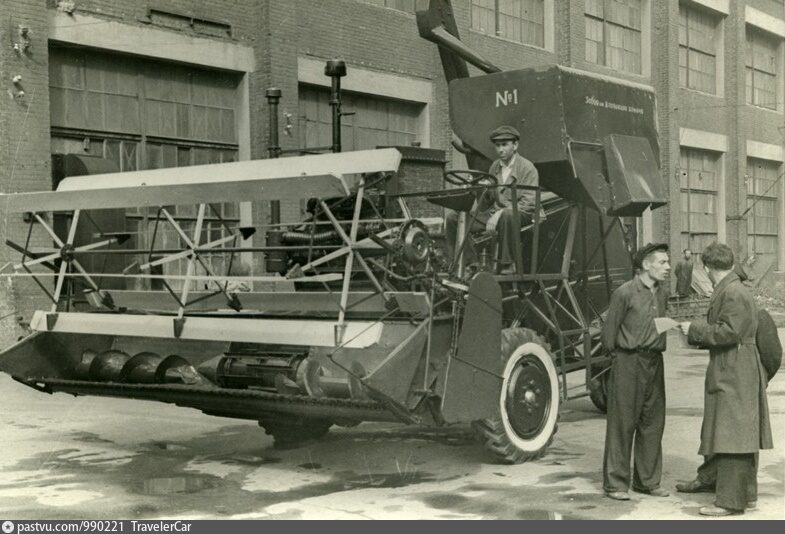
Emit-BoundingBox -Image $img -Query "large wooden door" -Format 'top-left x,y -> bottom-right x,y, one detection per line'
49,46 -> 242,289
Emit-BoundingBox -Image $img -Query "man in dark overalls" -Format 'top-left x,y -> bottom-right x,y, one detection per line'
601,243 -> 671,500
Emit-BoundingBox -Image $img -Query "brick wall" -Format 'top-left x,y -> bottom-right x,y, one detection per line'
651,0 -> 680,253
454,4 -> 556,72
559,0 -> 782,282
0,0 -> 263,342
44,0 -> 258,44
0,0 -> 53,346
747,0 -> 785,18
674,0 -> 785,270
726,0 -> 744,255
1,0 -> 784,335
256,0 -> 444,227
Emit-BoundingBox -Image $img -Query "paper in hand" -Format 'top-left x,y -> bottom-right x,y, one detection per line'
654,317 -> 680,334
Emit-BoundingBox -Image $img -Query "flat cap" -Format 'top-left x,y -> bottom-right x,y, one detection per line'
489,125 -> 520,142
634,242 -> 669,268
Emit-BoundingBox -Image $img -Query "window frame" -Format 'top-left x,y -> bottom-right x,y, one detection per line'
357,0 -> 417,14
679,147 -> 722,253
584,0 -> 644,75
49,46 -> 242,291
745,27 -> 780,110
471,0 -> 547,49
745,158 -> 781,258
297,83 -> 423,153
678,2 -> 721,95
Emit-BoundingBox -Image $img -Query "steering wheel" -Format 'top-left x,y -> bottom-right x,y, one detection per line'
443,170 -> 498,187
444,170 -> 498,211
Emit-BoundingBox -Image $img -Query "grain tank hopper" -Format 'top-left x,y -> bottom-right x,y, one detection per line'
0,0 -> 667,463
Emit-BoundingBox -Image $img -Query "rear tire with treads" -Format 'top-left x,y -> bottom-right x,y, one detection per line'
472,328 -> 559,464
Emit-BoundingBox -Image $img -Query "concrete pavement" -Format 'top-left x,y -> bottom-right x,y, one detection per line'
0,331 -> 782,519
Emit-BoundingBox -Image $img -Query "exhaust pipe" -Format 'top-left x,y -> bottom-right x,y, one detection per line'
266,87 -> 282,226
325,59 -> 347,153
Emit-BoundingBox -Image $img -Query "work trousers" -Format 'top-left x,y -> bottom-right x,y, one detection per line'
495,209 -> 532,264
445,209 -> 488,265
445,208 -> 532,267
711,454 -> 757,511
695,453 -> 758,507
603,350 -> 666,493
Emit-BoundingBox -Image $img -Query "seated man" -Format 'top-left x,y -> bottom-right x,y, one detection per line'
445,125 -> 544,273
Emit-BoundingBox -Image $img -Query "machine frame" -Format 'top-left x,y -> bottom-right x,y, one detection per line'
0,0 -> 668,464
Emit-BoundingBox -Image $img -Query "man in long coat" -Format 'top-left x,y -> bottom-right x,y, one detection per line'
680,242 -> 773,516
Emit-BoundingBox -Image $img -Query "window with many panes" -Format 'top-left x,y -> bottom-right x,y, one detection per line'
746,158 -> 780,260
746,28 -> 780,110
585,0 -> 643,74
298,84 -> 423,151
359,0 -> 417,12
49,46 -> 241,291
294,85 -> 424,221
471,0 -> 545,48
678,3 -> 720,94
679,148 -> 721,253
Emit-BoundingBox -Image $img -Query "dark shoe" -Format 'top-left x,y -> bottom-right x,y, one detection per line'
699,505 -> 742,517
676,479 -> 714,493
635,487 -> 670,497
605,491 -> 631,501
746,501 -> 757,510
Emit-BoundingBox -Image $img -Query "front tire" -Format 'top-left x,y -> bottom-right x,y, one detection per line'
473,328 -> 560,463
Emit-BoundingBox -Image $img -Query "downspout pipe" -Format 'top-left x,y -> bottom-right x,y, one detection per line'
325,60 -> 347,153
265,87 -> 282,225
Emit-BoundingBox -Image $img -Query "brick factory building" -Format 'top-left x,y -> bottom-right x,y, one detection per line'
1,0 -> 783,344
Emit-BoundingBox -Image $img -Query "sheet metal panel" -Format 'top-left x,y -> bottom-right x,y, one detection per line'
441,273 -> 502,423
102,290 -> 429,315
30,311 -> 383,349
1,148 -> 402,213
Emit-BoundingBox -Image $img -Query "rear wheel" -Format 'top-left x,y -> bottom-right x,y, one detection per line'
473,328 -> 560,463
588,365 -> 610,413
259,416 -> 332,448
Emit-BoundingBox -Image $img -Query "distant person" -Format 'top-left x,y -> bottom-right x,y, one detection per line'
674,248 -> 694,297
445,125 -> 544,273
601,243 -> 671,501
679,243 -> 772,516
690,257 -> 715,297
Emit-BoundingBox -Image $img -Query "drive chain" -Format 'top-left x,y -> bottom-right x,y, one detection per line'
36,378 -> 388,411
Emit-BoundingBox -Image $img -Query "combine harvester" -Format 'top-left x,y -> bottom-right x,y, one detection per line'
0,0 -> 667,463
